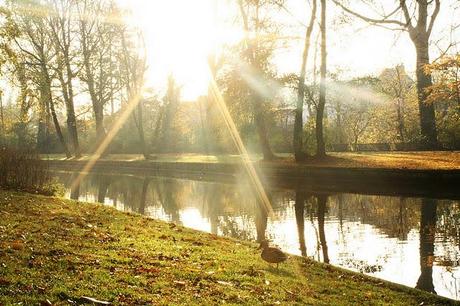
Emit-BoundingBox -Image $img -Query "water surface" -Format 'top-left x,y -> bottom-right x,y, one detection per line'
53,171 -> 460,300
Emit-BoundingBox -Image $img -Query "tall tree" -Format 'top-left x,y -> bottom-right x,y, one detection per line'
333,0 -> 441,148
316,0 -> 327,157
9,0 -> 71,156
236,0 -> 278,160
119,27 -> 149,159
156,75 -> 180,153
77,0 -> 120,151
293,0 -> 317,161
48,0 -> 81,157
379,65 -> 414,143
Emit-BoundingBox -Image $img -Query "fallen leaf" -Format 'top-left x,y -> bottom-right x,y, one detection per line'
0,278 -> 10,286
11,240 -> 23,250
173,281 -> 186,287
79,296 -> 111,305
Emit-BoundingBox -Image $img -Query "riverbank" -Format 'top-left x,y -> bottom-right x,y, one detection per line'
0,191 -> 456,305
45,151 -> 460,200
44,151 -> 460,170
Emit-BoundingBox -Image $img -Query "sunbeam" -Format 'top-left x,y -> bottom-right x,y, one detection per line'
207,68 -> 274,216
69,92 -> 142,193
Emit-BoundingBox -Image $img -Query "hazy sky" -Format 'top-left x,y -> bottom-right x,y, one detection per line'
121,0 -> 460,100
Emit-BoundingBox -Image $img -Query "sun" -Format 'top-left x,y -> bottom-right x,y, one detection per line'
119,0 -> 223,100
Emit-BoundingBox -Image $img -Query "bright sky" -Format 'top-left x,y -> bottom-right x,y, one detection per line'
120,0 -> 460,100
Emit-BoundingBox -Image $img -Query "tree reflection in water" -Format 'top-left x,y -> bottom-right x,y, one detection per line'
70,171 -> 80,200
138,178 -> 150,215
97,175 -> 111,204
317,195 -> 330,264
294,190 -> 307,256
416,199 -> 437,294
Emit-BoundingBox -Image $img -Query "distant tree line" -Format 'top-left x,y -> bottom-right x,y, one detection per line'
0,0 -> 458,160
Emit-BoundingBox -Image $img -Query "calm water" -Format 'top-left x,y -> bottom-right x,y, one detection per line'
53,171 -> 460,300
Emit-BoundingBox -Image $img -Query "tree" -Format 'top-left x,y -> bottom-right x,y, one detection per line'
344,100 -> 375,150
48,0 -> 81,157
155,75 -> 180,153
293,0 -> 317,161
425,54 -> 460,108
119,26 -> 149,159
316,0 -> 327,157
333,0 -> 441,148
425,54 -> 460,147
235,0 -> 280,160
8,0 -> 71,156
379,65 -> 415,143
77,0 -> 120,151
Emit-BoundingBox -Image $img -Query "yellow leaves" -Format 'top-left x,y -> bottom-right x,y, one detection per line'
425,54 -> 460,105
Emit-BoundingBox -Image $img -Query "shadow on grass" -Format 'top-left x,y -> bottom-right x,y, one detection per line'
266,265 -> 295,277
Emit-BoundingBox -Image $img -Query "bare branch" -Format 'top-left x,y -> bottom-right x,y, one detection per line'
332,0 -> 406,28
427,0 -> 440,36
399,0 -> 415,31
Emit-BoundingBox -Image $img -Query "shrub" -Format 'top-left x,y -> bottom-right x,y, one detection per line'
0,146 -> 62,195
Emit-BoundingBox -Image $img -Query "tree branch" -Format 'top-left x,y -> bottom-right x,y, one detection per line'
332,0 -> 406,28
399,0 -> 415,32
427,0 -> 440,36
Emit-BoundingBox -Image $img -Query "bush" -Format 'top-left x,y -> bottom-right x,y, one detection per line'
0,146 -> 62,195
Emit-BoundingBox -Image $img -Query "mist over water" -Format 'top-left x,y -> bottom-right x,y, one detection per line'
54,171 -> 460,301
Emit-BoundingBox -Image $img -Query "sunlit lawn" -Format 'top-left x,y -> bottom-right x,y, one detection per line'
0,191 -> 455,305
43,151 -> 460,170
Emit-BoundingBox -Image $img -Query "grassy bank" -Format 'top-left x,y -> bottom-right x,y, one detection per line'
0,191 -> 456,305
43,151 -> 460,170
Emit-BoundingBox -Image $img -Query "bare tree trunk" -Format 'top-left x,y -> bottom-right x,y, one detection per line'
253,95 -> 275,160
16,63 -> 29,148
316,0 -> 327,157
36,94 -> 49,153
396,98 -> 405,142
414,40 -> 438,148
294,0 -> 317,161
336,102 -> 345,144
49,4 -> 81,158
39,60 -> 71,158
80,19 -> 107,151
136,101 -> 149,159
64,58 -> 81,158
49,97 -> 71,158
238,0 -> 275,161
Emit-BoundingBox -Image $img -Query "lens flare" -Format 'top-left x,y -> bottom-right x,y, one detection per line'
207,71 -> 274,216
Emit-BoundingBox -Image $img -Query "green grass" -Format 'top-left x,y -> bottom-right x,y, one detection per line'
42,151 -> 460,170
0,191 -> 457,305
